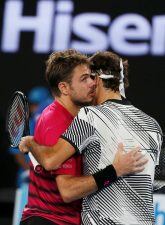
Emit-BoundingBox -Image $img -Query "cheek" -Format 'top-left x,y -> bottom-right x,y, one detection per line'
75,86 -> 87,98
77,84 -> 87,92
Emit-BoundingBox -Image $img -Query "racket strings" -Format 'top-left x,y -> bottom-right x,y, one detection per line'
8,95 -> 26,146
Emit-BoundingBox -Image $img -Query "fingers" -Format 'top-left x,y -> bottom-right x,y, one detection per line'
130,156 -> 148,173
133,159 -> 148,173
133,150 -> 145,162
133,166 -> 145,173
117,143 -> 126,154
114,144 -> 149,176
19,136 -> 32,153
19,141 -> 29,153
134,152 -> 145,162
134,157 -> 148,168
118,143 -> 124,150
128,147 -> 147,163
19,143 -> 29,153
130,146 -> 141,156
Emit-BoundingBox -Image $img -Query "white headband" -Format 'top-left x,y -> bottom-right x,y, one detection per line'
99,74 -> 114,79
92,63 -> 126,98
119,58 -> 125,98
91,69 -> 114,79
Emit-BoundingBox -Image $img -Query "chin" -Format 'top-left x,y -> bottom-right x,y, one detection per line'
91,98 -> 97,106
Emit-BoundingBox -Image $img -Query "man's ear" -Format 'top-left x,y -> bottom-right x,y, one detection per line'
58,82 -> 69,95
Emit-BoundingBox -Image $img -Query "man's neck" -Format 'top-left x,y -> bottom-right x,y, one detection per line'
56,96 -> 81,117
96,90 -> 122,104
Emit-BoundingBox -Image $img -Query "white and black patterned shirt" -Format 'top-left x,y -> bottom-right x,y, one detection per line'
62,99 -> 163,225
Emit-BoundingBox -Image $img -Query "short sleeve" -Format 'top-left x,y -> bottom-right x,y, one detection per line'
61,107 -> 95,154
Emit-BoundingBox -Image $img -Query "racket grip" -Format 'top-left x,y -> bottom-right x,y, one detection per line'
28,152 -> 43,173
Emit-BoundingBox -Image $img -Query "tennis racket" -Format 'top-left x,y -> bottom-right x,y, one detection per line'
6,91 -> 39,168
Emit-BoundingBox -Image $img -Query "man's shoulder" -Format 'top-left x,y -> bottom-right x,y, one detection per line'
77,105 -> 98,118
130,105 -> 162,134
39,101 -> 61,119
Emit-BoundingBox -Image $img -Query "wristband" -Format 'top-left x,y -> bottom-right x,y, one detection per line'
93,164 -> 117,190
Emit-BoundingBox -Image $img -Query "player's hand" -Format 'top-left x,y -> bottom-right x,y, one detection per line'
113,143 -> 148,177
19,136 -> 34,153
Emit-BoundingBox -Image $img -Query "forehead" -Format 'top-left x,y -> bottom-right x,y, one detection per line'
71,64 -> 91,78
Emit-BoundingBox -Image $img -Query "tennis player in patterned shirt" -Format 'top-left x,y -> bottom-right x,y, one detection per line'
19,51 -> 154,225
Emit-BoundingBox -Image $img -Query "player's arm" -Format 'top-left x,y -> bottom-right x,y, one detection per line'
19,136 -> 148,180
56,145 -> 148,203
56,174 -> 97,203
19,136 -> 75,170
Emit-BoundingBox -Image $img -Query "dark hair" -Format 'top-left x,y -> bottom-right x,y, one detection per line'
45,49 -> 89,96
89,51 -> 129,92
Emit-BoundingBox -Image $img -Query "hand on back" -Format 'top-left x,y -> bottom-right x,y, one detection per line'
113,143 -> 148,177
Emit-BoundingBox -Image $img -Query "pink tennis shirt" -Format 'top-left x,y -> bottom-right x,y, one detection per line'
22,100 -> 82,225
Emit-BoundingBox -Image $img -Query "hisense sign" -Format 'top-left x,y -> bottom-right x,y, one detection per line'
1,0 -> 165,56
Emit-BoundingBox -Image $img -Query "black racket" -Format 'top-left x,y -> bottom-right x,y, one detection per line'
6,91 -> 30,147
6,91 -> 40,169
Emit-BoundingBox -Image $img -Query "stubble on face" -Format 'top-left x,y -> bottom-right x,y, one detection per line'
69,64 -> 96,107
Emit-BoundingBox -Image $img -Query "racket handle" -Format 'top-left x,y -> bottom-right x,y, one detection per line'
28,152 -> 43,173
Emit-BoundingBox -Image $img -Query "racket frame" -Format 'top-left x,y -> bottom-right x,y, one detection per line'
6,91 -> 30,147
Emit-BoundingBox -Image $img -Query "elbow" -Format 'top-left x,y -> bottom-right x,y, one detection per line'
43,160 -> 52,171
60,192 -> 74,203
57,182 -> 75,203
42,158 -> 59,171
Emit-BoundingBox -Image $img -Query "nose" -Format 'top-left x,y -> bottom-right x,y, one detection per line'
89,76 -> 97,85
89,78 -> 97,90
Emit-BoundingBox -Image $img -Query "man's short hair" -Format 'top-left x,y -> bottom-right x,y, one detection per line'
90,51 -> 129,92
45,49 -> 89,96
